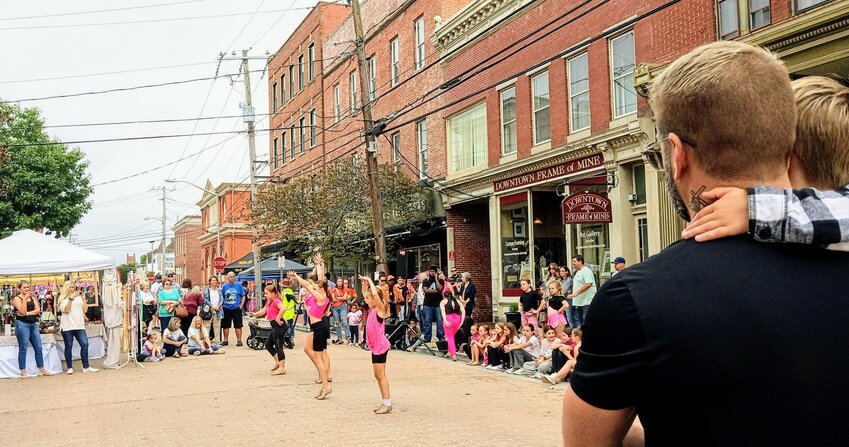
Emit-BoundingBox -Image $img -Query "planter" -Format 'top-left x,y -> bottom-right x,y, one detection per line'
504,311 -> 521,329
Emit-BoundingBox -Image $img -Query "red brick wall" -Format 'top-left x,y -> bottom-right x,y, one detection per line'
447,202 -> 492,322
174,223 -> 202,287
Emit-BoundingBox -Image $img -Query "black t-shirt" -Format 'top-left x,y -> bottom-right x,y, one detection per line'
549,295 -> 565,312
570,236 -> 849,446
519,290 -> 541,312
422,277 -> 442,307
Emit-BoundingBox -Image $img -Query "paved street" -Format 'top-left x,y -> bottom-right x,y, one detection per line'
0,331 -> 567,446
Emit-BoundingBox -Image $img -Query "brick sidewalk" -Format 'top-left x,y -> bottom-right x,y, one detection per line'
0,331 -> 567,446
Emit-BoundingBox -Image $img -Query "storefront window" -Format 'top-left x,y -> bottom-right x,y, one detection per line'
568,185 -> 610,284
532,191 -> 568,283
500,194 -> 531,290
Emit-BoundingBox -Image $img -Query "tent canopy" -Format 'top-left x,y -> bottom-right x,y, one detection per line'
235,257 -> 311,281
0,230 -> 115,275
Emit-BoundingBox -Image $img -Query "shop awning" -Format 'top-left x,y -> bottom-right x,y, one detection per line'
235,257 -> 311,281
0,230 -> 115,275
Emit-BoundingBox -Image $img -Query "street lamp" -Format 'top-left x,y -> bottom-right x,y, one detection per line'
166,179 -> 223,279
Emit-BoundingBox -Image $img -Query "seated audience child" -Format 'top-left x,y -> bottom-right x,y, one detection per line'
405,317 -> 423,351
504,323 -> 542,374
471,324 -> 490,366
485,323 -> 509,370
541,327 -> 581,384
523,325 -> 557,377
463,324 -> 479,364
140,332 -> 163,362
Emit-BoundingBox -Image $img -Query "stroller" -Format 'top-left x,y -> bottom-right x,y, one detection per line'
246,319 -> 295,350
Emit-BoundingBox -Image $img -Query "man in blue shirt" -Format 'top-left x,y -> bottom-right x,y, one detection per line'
220,272 -> 246,346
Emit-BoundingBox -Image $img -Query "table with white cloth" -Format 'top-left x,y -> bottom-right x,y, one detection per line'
54,324 -> 106,361
0,333 -> 63,378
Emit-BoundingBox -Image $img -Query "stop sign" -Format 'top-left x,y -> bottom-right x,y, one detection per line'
212,257 -> 227,272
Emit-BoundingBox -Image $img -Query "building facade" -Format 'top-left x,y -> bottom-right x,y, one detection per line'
267,1 -> 349,178
197,181 -> 254,284
173,215 -> 202,287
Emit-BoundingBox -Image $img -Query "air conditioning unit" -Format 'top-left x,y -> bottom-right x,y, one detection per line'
627,193 -> 639,202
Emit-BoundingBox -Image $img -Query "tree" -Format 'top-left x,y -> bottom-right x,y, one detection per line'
253,159 -> 435,262
0,102 -> 92,238
117,263 -> 137,282
139,254 -> 148,265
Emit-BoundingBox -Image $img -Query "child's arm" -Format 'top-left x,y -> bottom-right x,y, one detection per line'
682,185 -> 849,249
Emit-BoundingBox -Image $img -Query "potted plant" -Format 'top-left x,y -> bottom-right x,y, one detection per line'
504,302 -> 521,328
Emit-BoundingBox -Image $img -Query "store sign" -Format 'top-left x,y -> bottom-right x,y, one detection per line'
493,153 -> 604,193
561,191 -> 613,224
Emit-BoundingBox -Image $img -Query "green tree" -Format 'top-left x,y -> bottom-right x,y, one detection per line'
253,158 -> 434,262
117,263 -> 136,282
0,102 -> 92,237
139,254 -> 148,265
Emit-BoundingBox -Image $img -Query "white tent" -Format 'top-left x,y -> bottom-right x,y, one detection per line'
0,230 -> 115,275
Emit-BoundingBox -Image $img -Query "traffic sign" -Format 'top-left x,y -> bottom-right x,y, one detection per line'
212,257 -> 227,272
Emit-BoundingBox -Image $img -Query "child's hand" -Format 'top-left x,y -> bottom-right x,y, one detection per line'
681,187 -> 748,242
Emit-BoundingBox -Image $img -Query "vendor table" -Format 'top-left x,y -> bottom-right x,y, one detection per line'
54,324 -> 106,361
0,333 -> 63,378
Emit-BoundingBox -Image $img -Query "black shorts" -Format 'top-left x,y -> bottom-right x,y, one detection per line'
311,319 -> 329,351
371,351 -> 388,364
221,308 -> 243,329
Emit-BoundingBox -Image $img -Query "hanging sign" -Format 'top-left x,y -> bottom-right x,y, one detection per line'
561,191 -> 612,224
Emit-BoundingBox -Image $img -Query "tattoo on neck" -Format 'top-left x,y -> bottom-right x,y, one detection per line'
690,185 -> 709,212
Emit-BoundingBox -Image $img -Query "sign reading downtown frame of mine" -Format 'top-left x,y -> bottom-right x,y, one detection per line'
561,191 -> 613,224
493,153 -> 604,193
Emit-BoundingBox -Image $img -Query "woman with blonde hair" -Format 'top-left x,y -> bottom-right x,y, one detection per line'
13,280 -> 53,378
59,281 -> 98,373
187,315 -> 224,355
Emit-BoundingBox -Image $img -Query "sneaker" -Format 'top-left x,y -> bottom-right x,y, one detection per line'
506,368 -> 518,374
217,348 -> 226,354
486,364 -> 499,370
533,372 -> 543,379
192,351 -> 201,356
66,368 -> 74,375
236,341 -> 243,347
144,357 -> 153,362
83,367 -> 99,373
541,374 -> 557,385
513,368 -> 528,375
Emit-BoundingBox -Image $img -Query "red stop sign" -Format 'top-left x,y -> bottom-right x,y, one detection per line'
212,257 -> 227,272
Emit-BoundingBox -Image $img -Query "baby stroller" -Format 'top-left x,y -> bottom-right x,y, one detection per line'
246,319 -> 295,350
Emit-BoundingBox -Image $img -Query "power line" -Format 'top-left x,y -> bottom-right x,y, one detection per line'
0,1 -> 209,21
0,6 -> 318,31
0,69 -> 265,103
0,61 -> 216,85
224,0 -> 268,53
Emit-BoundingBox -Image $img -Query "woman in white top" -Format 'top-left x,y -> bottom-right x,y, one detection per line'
138,281 -> 158,329
59,281 -> 98,374
202,275 -> 223,341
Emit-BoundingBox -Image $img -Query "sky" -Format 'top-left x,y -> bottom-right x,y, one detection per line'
1,0 -> 321,264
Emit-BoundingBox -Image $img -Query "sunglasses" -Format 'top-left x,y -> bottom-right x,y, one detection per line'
642,133 -> 698,170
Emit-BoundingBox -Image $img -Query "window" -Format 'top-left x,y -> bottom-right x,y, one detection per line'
414,17 -> 425,71
417,120 -> 428,179
568,53 -> 590,132
281,130 -> 287,164
637,217 -> 649,262
532,72 -> 551,144
288,65 -> 294,99
280,74 -> 286,105
611,32 -> 637,118
299,116 -> 306,153
309,109 -> 316,147
298,54 -> 305,90
632,164 -> 647,205
391,132 -> 401,170
367,56 -> 377,101
272,137 -> 279,170
750,0 -> 770,29
797,0 -> 829,11
272,82 -> 278,111
289,124 -> 296,159
308,43 -> 315,81
448,102 -> 487,173
500,87 -> 517,155
333,84 -> 341,123
350,71 -> 358,113
390,37 -> 400,87
717,0 -> 740,39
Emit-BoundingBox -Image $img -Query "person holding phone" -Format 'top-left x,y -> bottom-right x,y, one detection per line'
59,281 -> 98,374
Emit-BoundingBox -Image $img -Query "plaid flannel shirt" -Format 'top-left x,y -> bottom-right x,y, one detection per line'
747,185 -> 849,251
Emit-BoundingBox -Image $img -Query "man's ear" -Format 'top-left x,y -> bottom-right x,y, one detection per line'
667,132 -> 689,182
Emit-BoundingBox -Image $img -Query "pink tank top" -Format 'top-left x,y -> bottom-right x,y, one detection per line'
266,298 -> 281,321
304,294 -> 327,319
366,310 -> 390,355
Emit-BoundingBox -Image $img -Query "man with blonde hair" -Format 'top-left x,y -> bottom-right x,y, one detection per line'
563,41 -> 849,446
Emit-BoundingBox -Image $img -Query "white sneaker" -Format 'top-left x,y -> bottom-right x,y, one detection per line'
541,374 -> 558,385
487,364 -> 499,370
66,368 -> 74,375
533,372 -> 543,379
513,368 -> 529,375
83,367 -> 99,373
505,367 -> 517,373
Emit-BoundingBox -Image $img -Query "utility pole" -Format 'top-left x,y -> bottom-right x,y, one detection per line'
221,49 -> 265,305
149,186 -> 171,274
351,0 -> 389,274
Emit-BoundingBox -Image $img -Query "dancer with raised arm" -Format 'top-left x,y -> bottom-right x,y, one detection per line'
360,275 -> 393,414
288,253 -> 332,400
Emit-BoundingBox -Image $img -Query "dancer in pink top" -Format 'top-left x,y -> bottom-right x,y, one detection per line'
360,275 -> 393,414
288,253 -> 332,400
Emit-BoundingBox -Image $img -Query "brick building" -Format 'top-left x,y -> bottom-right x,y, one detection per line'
173,215 -> 202,286
197,181 -> 254,284
267,1 -> 349,178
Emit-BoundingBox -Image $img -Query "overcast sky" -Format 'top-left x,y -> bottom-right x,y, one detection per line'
2,0 -> 318,264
